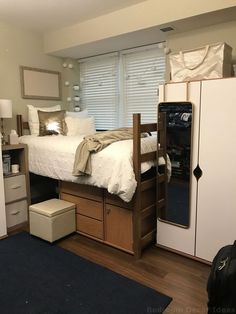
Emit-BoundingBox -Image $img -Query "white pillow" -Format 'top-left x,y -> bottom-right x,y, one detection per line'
66,109 -> 88,118
65,116 -> 96,136
27,104 -> 61,135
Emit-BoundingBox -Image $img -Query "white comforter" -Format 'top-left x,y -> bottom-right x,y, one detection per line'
19,134 -> 166,202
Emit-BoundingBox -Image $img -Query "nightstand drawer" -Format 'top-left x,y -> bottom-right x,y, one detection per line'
4,174 -> 27,203
6,200 -> 28,228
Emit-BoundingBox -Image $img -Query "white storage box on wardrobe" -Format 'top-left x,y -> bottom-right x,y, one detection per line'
169,42 -> 232,82
157,78 -> 236,262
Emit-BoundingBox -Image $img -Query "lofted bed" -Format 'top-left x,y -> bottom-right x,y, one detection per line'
17,112 -> 167,258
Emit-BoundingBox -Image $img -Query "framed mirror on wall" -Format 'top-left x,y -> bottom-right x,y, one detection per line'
158,102 -> 193,228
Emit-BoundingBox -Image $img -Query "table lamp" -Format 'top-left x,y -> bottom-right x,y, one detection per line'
0,99 -> 12,145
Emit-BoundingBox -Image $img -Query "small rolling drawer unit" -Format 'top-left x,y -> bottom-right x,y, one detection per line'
2,144 -> 30,231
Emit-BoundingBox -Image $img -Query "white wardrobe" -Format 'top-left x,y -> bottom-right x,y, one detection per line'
157,77 -> 236,263
0,141 -> 7,238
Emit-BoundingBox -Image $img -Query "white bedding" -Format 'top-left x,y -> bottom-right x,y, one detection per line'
19,134 -> 166,202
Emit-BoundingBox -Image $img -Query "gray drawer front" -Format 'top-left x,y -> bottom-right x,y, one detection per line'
6,199 -> 28,228
4,175 -> 27,203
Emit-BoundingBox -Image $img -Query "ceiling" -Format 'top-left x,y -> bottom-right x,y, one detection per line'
1,0 -> 236,58
52,6 -> 236,59
0,0 -> 147,33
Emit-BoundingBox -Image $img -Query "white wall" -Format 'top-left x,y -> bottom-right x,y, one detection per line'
165,20 -> 236,80
1,5 -> 236,130
0,21 -> 64,133
61,58 -> 81,112
167,20 -> 236,61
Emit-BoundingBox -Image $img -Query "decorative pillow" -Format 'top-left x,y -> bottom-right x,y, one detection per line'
66,109 -> 89,118
65,116 -> 96,136
38,110 -> 67,136
27,104 -> 61,135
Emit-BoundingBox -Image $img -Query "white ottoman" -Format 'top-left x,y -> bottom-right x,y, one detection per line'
29,198 -> 76,242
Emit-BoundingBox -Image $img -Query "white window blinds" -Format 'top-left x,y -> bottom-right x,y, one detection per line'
121,47 -> 165,127
79,44 -> 165,129
79,54 -> 119,129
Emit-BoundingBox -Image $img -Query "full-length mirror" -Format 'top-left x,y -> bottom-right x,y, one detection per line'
158,102 -> 193,228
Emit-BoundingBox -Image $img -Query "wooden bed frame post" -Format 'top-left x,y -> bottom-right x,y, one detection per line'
17,114 -> 29,136
17,115 -> 23,137
133,113 -> 142,259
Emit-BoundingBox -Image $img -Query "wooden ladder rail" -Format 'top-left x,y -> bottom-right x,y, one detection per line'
133,114 -> 159,259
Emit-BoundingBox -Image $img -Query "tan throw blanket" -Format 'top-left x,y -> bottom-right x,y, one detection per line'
73,128 -> 134,176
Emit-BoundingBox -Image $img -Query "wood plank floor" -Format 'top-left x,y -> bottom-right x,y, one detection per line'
58,233 -> 211,313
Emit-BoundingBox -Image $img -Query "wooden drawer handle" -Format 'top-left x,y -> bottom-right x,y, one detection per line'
11,211 -> 20,215
10,184 -> 22,189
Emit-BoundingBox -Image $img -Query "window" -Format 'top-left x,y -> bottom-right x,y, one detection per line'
79,54 -> 118,130
121,46 -> 165,126
79,44 -> 166,129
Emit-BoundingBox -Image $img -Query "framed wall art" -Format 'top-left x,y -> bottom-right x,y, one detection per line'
20,66 -> 61,100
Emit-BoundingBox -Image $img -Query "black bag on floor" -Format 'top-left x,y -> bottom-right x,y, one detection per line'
207,241 -> 236,313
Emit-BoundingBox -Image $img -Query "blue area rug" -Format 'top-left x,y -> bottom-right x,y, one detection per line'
0,232 -> 172,314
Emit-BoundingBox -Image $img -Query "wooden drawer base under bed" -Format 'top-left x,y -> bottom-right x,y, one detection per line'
60,180 -> 157,255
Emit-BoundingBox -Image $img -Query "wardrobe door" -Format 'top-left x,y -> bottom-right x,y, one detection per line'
196,78 -> 236,262
157,81 -> 201,256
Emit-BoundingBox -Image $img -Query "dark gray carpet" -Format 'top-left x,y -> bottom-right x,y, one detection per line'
0,232 -> 172,314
